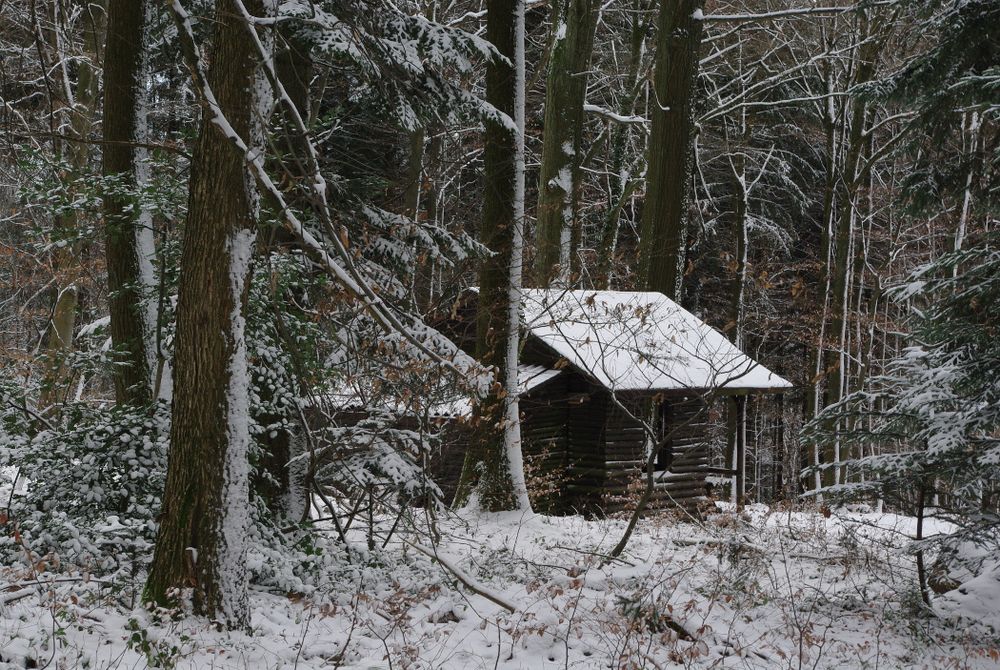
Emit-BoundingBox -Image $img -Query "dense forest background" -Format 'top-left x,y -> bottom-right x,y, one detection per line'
0,0 -> 997,647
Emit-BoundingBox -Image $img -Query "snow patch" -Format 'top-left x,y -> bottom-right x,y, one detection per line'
216,227 -> 257,625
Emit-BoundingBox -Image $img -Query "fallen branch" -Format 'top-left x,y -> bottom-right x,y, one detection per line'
0,587 -> 34,606
789,552 -> 850,562
2,576 -> 109,588
671,536 -> 769,555
0,575 -> 111,609
405,540 -> 517,613
546,543 -> 636,567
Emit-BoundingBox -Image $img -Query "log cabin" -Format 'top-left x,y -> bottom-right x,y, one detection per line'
432,289 -> 793,514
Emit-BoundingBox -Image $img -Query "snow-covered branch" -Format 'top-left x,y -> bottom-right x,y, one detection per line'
583,103 -> 649,126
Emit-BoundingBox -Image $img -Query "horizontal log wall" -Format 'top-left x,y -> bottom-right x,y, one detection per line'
319,378 -> 715,516
597,396 -> 646,513
650,396 -> 712,513
428,424 -> 472,504
563,381 -> 609,514
595,395 -> 713,515
520,378 -> 571,513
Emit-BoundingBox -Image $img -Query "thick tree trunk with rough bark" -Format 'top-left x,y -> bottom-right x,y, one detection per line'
533,0 -> 597,286
103,0 -> 156,407
454,0 -> 521,512
145,0 -> 266,628
637,0 -> 704,300
596,0 -> 650,289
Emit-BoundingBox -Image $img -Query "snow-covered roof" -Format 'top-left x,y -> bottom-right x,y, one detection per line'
518,363 -> 563,394
520,289 -> 792,393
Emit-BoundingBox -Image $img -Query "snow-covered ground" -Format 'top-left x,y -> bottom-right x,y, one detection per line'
3,504 -> 999,669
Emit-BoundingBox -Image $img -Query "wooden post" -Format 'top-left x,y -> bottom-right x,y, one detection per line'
775,393 -> 787,501
735,395 -> 747,510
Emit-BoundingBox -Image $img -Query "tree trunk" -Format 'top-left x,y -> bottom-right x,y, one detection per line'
822,13 -> 881,488
38,1 -> 105,411
637,0 -> 704,300
724,137 -> 749,501
954,111 -> 980,258
453,0 -> 527,512
103,0 -> 157,407
407,127 -> 437,312
735,396 -> 747,510
595,0 -> 650,289
728,150 -> 749,348
146,0 -> 268,628
533,0 -> 597,286
915,480 -> 931,607
804,61 -> 839,494
415,130 -> 442,311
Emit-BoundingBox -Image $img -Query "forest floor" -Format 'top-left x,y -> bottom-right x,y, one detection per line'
2,503 -> 999,669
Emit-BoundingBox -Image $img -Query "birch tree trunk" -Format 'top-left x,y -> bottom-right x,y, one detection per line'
454,0 -> 528,512
534,0 -> 597,286
637,0 -> 704,300
804,59 -> 839,493
146,0 -> 269,628
103,0 -> 157,407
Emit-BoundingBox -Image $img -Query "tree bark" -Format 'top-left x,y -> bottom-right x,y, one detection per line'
596,0 -> 650,289
727,145 -> 749,347
103,0 -> 156,407
145,0 -> 267,628
804,59 -> 839,494
637,0 -> 704,300
414,130 -> 443,312
735,395 -> 747,510
723,135 -> 749,501
38,1 -> 105,412
453,0 -> 524,512
822,13 -> 882,488
533,0 -> 597,286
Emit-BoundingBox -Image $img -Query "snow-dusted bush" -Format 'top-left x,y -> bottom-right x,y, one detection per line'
0,253 -> 320,578
0,391 -> 169,575
0,246 -> 471,595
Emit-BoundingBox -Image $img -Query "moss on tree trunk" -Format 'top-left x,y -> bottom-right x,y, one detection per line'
453,0 -> 520,512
